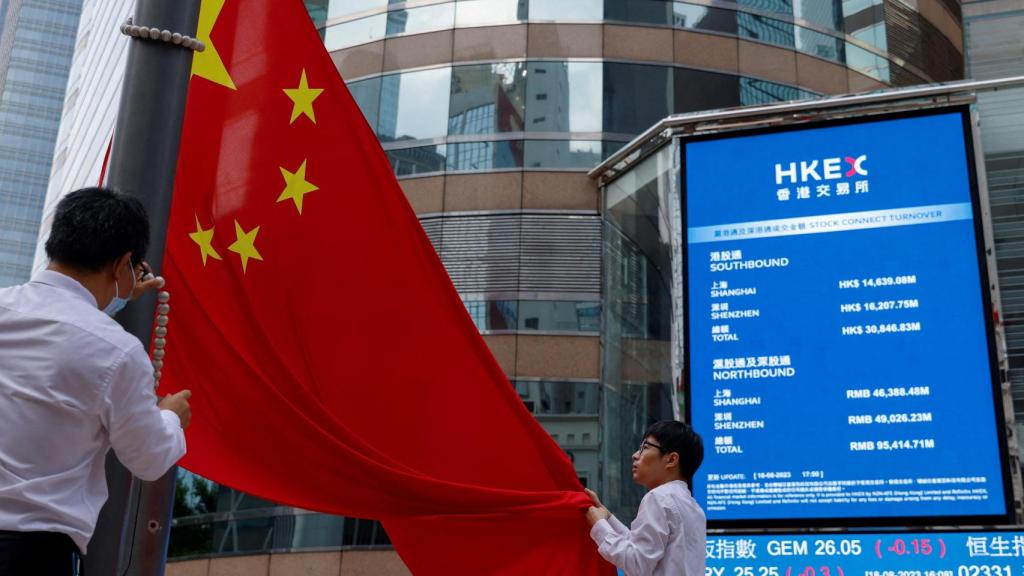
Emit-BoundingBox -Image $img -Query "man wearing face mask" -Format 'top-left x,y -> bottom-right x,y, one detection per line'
0,187 -> 191,575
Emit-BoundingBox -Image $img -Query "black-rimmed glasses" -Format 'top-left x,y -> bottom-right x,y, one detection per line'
638,439 -> 664,454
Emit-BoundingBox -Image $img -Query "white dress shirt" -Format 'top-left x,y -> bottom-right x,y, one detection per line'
590,480 -> 707,576
0,270 -> 186,553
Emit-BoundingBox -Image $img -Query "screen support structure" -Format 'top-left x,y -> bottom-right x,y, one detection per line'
667,137 -> 685,420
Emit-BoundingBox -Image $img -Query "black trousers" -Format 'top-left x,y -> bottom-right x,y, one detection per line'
0,531 -> 80,576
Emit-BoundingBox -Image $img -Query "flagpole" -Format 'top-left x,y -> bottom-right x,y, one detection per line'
87,0 -> 201,574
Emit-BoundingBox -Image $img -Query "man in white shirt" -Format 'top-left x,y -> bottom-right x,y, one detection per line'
0,187 -> 191,575
586,420 -> 706,576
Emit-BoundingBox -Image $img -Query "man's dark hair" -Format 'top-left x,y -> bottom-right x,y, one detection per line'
45,187 -> 149,272
645,420 -> 704,488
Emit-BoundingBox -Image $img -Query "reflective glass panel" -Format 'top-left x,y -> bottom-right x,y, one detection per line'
212,518 -> 275,552
288,515 -> 345,548
737,13 -> 795,48
845,42 -> 890,82
170,513 -> 391,557
606,0 -> 673,26
325,0 -> 387,20
848,19 -> 887,51
525,62 -> 602,133
601,145 -> 678,518
464,299 -> 518,330
842,0 -> 882,20
305,0 -> 329,28
529,0 -> 602,21
386,3 -> 455,36
455,0 -> 527,27
796,26 -> 844,62
449,63 -> 527,135
168,519 -> 214,557
735,0 -> 792,18
447,141 -> 524,171
739,77 -> 815,105
793,0 -> 842,31
387,145 -> 447,176
346,77 -> 381,132
324,14 -> 386,51
518,300 -> 601,331
603,141 -> 626,159
523,140 -> 603,169
672,3 -> 738,34
603,63 -> 672,135
515,380 -> 600,414
378,67 -> 452,141
673,68 -> 740,114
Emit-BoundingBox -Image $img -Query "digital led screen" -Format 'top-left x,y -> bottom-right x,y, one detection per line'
703,531 -> 1024,576
684,108 -> 1009,525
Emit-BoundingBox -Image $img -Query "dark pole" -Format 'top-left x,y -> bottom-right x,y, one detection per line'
86,0 -> 201,574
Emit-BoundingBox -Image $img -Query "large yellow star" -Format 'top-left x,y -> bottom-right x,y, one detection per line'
227,220 -> 263,273
282,69 -> 323,124
188,215 -> 222,266
192,0 -> 236,90
276,160 -> 319,214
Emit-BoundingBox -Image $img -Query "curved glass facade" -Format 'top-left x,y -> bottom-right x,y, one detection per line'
350,62 -> 817,177
312,0 -> 961,84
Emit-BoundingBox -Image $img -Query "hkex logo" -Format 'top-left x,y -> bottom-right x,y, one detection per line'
775,155 -> 868,185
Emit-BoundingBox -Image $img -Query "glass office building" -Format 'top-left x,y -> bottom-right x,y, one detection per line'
299,0 -> 965,529
0,0 -> 82,286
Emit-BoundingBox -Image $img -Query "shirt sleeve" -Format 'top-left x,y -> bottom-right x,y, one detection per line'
99,347 -> 186,481
589,493 -> 671,576
608,514 -> 629,534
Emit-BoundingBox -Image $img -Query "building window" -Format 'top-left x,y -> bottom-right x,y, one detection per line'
449,62 -> 526,135
378,67 -> 452,142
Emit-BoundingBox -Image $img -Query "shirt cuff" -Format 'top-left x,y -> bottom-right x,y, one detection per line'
160,408 -> 182,428
590,518 -> 614,544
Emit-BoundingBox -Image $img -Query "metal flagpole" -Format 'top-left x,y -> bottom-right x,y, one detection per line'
86,0 -> 202,574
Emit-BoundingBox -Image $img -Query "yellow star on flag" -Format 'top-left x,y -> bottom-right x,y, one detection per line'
189,216 -> 223,265
283,69 -> 323,124
227,220 -> 263,273
277,159 -> 319,214
192,0 -> 236,90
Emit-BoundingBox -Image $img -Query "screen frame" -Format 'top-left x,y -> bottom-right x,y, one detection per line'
680,105 -> 1014,529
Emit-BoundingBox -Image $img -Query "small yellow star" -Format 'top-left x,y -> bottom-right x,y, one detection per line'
188,215 -> 223,266
283,69 -> 323,124
191,0 -> 236,90
277,160 -> 319,214
227,220 -> 263,273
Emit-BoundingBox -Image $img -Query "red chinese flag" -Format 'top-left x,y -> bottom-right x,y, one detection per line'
161,0 -> 613,573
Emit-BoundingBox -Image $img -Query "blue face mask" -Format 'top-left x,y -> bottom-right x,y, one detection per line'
103,262 -> 136,317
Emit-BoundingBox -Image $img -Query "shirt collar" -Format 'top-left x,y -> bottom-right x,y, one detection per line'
32,269 -> 100,309
669,479 -> 692,496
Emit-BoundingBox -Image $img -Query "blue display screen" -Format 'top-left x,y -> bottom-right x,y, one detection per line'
684,110 -> 1008,523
